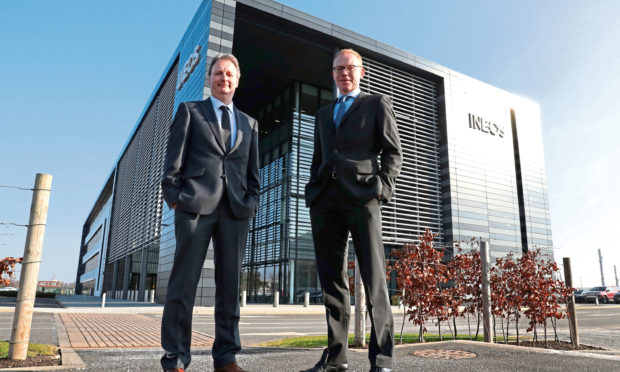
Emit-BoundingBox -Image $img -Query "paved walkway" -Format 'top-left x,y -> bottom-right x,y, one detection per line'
59,313 -> 213,349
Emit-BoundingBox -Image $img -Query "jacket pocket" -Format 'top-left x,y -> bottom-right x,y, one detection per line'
182,168 -> 205,179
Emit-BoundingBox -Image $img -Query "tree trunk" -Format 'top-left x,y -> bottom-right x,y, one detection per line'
418,306 -> 424,343
475,311 -> 481,340
544,319 -> 548,347
467,312 -> 472,340
399,310 -> 406,344
505,314 -> 510,344
438,318 -> 442,341
515,310 -> 520,346
453,316 -> 457,340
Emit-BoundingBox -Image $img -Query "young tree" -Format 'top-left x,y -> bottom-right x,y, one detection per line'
387,229 -> 449,342
451,243 -> 482,340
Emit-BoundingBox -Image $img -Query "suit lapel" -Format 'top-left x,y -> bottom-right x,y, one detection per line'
337,92 -> 368,130
197,98 -> 226,153
328,100 -> 337,132
230,106 -> 245,153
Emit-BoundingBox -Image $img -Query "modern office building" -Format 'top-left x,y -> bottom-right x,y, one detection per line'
76,0 -> 553,305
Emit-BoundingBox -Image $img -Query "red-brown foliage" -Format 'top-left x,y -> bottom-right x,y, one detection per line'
0,257 -> 22,286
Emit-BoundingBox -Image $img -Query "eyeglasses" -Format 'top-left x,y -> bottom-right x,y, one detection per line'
332,65 -> 362,74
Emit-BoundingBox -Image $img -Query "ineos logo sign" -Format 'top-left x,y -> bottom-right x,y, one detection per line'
468,113 -> 505,138
177,45 -> 202,91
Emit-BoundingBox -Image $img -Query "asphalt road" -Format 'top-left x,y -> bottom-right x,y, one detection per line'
141,303 -> 620,350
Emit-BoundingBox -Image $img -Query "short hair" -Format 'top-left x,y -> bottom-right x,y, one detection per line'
208,53 -> 241,77
333,48 -> 363,65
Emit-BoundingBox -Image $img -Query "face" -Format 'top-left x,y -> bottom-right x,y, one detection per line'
209,58 -> 239,103
332,52 -> 365,95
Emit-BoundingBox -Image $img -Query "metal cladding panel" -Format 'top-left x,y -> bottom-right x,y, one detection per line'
108,62 -> 178,262
360,56 -> 442,244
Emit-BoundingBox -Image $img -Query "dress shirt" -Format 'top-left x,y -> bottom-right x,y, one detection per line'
333,88 -> 361,123
210,96 -> 237,148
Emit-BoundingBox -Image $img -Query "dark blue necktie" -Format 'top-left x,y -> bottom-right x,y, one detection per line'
334,96 -> 352,128
220,106 -> 232,152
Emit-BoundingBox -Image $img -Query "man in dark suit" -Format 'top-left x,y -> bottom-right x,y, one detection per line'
303,49 -> 402,372
160,53 -> 258,372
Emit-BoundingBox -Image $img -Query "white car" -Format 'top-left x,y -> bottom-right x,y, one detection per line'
0,287 -> 18,292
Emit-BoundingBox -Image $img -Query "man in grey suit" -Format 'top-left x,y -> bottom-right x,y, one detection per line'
303,49 -> 402,372
160,53 -> 258,372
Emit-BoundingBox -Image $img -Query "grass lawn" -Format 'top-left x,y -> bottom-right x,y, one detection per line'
259,333 -> 502,348
0,341 -> 57,358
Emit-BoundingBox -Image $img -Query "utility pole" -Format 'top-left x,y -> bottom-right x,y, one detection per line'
614,265 -> 619,287
598,249 -> 605,286
563,257 -> 579,346
480,241 -> 493,343
9,174 -> 52,360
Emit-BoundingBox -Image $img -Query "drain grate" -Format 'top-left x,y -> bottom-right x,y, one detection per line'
412,349 -> 477,359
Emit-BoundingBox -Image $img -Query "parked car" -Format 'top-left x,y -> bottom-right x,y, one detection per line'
584,286 -> 619,303
573,288 -> 589,303
614,291 -> 620,304
0,287 -> 18,292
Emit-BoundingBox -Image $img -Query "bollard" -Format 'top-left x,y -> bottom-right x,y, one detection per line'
304,292 -> 310,307
240,290 -> 247,307
149,289 -> 155,303
595,297 -> 599,306
101,293 -> 106,308
273,292 -> 279,307
144,290 -> 149,303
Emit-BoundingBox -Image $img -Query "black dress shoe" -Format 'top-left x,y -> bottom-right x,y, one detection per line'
300,348 -> 348,372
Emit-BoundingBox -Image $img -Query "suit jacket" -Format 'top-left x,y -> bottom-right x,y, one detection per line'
161,98 -> 259,219
305,92 -> 402,207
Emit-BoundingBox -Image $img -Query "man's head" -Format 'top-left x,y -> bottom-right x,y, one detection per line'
208,53 -> 241,104
332,48 -> 365,95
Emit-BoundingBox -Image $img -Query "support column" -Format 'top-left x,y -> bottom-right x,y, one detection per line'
138,247 -> 148,302
122,255 -> 130,300
111,260 -> 119,299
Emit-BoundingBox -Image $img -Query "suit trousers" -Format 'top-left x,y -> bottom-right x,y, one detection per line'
310,181 -> 394,369
161,192 -> 249,370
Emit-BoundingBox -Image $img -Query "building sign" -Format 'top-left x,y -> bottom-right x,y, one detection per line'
38,280 -> 61,288
468,113 -> 505,138
177,45 -> 202,91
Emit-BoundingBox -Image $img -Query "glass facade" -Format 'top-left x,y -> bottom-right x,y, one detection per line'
440,75 -> 553,261
78,0 -> 554,305
242,82 -> 333,303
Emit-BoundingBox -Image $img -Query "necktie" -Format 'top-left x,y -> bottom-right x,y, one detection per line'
334,96 -> 351,128
220,106 -> 232,152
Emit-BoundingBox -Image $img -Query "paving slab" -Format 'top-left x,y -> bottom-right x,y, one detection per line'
59,313 -> 213,349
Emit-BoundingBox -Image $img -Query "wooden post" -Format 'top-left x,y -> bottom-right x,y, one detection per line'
480,241 -> 493,343
9,173 -> 52,360
563,257 -> 579,346
354,257 -> 366,347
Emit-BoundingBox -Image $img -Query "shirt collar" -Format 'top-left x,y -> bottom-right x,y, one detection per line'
338,88 -> 361,101
210,96 -> 234,112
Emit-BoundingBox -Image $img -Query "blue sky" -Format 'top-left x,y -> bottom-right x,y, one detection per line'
1,0 -> 619,288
